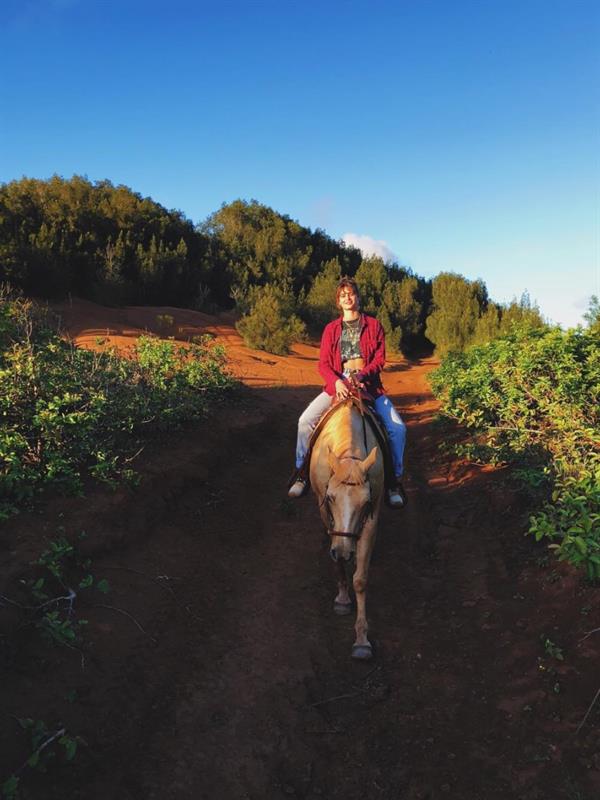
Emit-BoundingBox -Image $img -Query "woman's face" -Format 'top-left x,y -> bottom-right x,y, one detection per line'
338,286 -> 359,312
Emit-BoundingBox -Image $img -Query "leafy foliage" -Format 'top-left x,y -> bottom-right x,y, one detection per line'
430,325 -> 600,577
0,290 -> 235,517
236,285 -> 306,355
425,272 -> 489,355
302,257 -> 342,327
3,718 -> 81,799
23,533 -> 109,648
0,177 -> 546,357
0,176 -> 212,306
426,273 -> 544,355
584,295 -> 600,334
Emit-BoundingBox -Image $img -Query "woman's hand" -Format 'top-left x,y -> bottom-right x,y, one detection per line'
335,378 -> 350,400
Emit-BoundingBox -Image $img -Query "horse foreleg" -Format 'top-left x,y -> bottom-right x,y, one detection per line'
351,527 -> 375,659
333,558 -> 352,615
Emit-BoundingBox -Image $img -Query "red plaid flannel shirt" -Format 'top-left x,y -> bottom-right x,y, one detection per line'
318,314 -> 385,398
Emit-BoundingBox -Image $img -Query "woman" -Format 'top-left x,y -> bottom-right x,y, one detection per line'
288,277 -> 407,508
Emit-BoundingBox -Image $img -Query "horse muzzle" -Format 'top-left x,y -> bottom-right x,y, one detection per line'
328,525 -> 360,560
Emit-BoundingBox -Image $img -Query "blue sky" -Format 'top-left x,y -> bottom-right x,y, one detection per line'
1,0 -> 598,326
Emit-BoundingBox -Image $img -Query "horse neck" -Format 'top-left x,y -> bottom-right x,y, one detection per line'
329,402 -> 366,459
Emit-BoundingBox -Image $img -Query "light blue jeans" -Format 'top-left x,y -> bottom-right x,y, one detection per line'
295,391 -> 406,477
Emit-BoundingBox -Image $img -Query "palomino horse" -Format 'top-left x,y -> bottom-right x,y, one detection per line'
309,397 -> 384,660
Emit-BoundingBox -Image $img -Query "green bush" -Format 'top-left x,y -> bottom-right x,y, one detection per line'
0,291 -> 235,518
430,324 -> 600,577
236,285 -> 306,355
530,469 -> 600,578
302,258 -> 341,327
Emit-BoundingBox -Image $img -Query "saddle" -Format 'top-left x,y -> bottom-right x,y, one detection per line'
298,386 -> 396,493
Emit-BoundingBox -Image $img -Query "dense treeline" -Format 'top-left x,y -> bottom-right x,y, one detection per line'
1,175 -> 546,356
425,273 -> 545,355
0,176 -> 213,307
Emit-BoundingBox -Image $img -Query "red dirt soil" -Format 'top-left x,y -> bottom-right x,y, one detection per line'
1,299 -> 599,800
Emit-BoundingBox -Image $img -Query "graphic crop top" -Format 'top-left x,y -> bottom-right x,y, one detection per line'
340,318 -> 362,363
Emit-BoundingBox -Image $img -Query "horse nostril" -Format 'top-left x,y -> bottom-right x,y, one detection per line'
330,548 -> 338,562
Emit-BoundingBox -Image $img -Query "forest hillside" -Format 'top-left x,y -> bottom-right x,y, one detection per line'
1,176 -> 545,355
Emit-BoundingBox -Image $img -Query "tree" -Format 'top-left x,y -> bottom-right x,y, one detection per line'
498,292 -> 544,336
472,303 -> 501,345
303,257 -> 341,327
425,272 -> 488,355
0,175 -> 210,304
354,257 -> 387,314
382,275 -> 422,352
236,285 -> 306,355
583,295 -> 600,333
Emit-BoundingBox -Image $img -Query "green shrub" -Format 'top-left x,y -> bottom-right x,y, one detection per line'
529,465 -> 600,579
236,285 -> 306,355
430,324 -> 600,576
0,291 -> 235,518
302,258 -> 341,327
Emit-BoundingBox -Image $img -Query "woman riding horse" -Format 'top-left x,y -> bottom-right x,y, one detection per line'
288,277 -> 407,507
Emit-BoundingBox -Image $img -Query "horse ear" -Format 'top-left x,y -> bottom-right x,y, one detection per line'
360,446 -> 378,473
328,448 -> 341,473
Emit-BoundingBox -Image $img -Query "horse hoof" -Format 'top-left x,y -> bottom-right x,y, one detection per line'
334,601 -> 352,616
351,644 -> 373,660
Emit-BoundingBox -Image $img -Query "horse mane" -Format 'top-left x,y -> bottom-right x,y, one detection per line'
325,400 -> 367,464
326,397 -> 367,476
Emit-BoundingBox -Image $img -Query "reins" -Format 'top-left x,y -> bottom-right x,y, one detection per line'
347,373 -> 369,454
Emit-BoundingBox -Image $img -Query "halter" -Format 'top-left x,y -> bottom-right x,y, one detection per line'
320,456 -> 374,540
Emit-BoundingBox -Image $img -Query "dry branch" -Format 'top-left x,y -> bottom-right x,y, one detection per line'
93,603 -> 157,643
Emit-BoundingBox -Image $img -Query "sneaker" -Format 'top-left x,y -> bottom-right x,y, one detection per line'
387,481 -> 407,508
288,478 -> 307,498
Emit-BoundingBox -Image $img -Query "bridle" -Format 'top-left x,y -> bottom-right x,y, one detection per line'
320,456 -> 374,540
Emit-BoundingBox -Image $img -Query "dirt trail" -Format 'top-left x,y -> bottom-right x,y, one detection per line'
1,301 -> 599,800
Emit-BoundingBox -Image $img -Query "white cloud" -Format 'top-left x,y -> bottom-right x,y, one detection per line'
342,233 -> 397,264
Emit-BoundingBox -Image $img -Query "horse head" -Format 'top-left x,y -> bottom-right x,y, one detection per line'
323,446 -> 378,562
